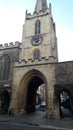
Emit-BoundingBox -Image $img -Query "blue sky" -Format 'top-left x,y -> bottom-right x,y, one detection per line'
0,0 -> 73,62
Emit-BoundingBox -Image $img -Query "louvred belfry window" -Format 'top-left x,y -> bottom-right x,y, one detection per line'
35,21 -> 40,35
34,49 -> 40,59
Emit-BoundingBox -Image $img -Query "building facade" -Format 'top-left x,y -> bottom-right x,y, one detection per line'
0,0 -> 73,119
0,42 -> 21,113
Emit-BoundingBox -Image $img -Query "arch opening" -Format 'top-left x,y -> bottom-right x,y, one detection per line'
59,90 -> 72,118
26,76 -> 46,113
16,69 -> 47,115
1,89 -> 10,114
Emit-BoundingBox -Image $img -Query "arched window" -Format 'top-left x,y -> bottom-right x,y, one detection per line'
34,49 -> 40,59
35,21 -> 40,35
3,55 -> 11,80
0,54 -> 11,80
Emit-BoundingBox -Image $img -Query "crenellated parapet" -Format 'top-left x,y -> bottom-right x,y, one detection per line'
0,41 -> 21,50
15,56 -> 57,67
26,10 -> 51,20
26,3 -> 52,20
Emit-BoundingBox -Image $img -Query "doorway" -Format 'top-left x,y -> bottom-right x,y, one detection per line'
26,76 -> 46,113
16,69 -> 47,115
59,90 -> 72,118
1,89 -> 10,113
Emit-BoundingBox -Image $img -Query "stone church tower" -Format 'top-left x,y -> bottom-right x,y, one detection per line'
10,0 -> 59,119
20,0 -> 58,62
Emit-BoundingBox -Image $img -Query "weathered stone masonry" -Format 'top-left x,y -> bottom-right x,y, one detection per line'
0,0 -> 73,119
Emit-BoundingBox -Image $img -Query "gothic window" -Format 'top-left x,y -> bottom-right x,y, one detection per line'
35,21 -> 40,35
3,55 -> 11,80
34,49 -> 40,59
0,54 -> 11,80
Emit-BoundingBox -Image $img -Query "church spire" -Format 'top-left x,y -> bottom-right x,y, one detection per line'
34,0 -> 48,13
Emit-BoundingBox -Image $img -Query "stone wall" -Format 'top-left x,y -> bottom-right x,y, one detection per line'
0,42 -> 21,88
55,61 -> 73,85
54,61 -> 73,117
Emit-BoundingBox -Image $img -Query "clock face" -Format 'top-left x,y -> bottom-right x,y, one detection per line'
31,35 -> 42,46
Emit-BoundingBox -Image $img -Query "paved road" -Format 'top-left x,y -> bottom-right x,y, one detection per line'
0,124 -> 55,130
0,112 -> 73,130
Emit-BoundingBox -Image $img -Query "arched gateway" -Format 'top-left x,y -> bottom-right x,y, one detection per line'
15,69 -> 47,114
10,62 -> 57,118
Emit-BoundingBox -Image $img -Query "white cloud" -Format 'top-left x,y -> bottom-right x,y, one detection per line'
0,5 -> 24,44
56,24 -> 73,61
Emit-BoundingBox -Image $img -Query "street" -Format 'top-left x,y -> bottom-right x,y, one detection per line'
0,110 -> 72,130
0,124 -> 55,130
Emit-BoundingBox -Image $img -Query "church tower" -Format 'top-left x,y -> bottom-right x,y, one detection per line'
20,0 -> 58,62
11,0 -> 59,119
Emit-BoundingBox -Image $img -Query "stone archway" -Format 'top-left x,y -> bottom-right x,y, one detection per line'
16,69 -> 48,114
1,89 -> 10,113
59,89 -> 72,118
55,86 -> 73,118
26,76 -> 44,113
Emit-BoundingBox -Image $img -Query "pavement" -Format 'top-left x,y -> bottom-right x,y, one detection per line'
0,111 -> 73,130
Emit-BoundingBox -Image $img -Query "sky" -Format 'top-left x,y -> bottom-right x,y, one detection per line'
0,0 -> 73,62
